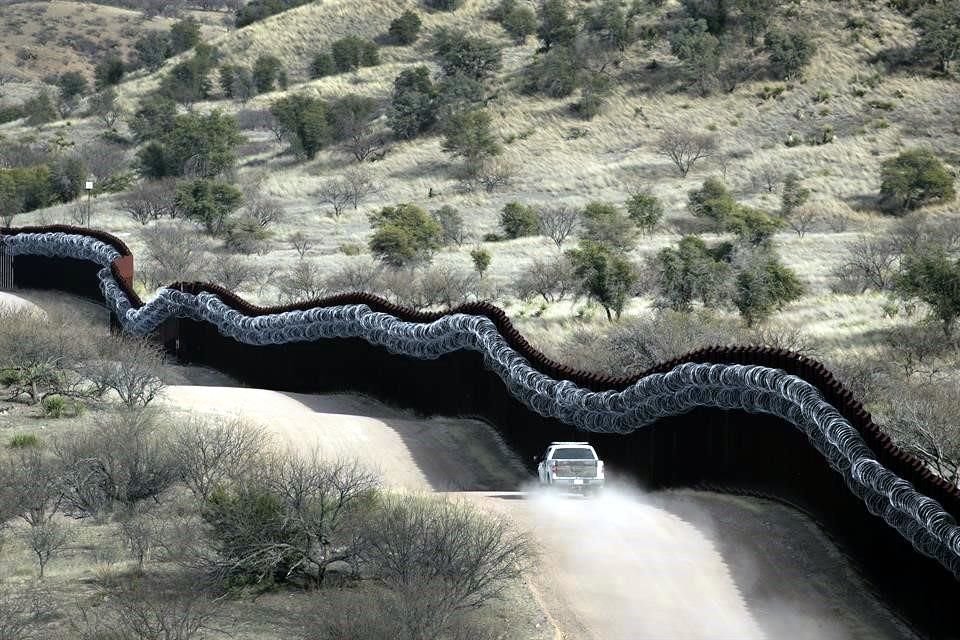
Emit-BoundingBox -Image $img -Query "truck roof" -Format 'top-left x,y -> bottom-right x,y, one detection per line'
549,441 -> 592,446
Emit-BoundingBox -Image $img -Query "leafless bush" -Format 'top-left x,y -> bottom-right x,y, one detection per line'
359,494 -> 533,620
79,141 -> 127,182
71,197 -> 95,226
883,322 -> 955,377
514,255 -> 577,303
140,224 -> 209,287
200,454 -> 379,587
343,168 -> 378,210
172,417 -> 268,501
54,409 -> 180,517
243,196 -> 284,229
87,89 -> 125,130
304,583 -> 500,640
784,206 -> 818,238
0,447 -> 63,527
824,212 -> 850,233
116,509 -> 164,574
87,334 -> 166,408
121,180 -> 178,225
880,381 -> 960,487
753,165 -> 782,193
0,580 -> 54,639
23,520 -> 71,578
314,179 -> 353,218
71,575 -> 219,640
656,128 -> 716,177
324,258 -> 384,294
0,306 -> 99,405
207,254 -> 260,291
289,232 -> 312,259
538,205 -> 579,250
277,260 -> 328,303
383,265 -> 478,310
831,236 -> 899,293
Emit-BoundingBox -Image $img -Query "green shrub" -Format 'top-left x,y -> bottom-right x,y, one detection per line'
42,395 -> 67,419
23,92 -> 58,126
330,36 -> 380,73
94,54 -> 125,89
0,104 -> 25,124
626,191 -> 664,234
388,66 -> 438,139
169,17 -> 201,55
7,434 -> 41,449
310,53 -> 335,78
368,203 -> 442,266
175,179 -> 244,235
880,149 -> 956,213
270,93 -> 331,159
252,55 -> 285,93
0,369 -> 22,386
235,0 -> 312,27
499,202 -> 539,239
432,28 -> 502,80
764,29 -> 815,80
424,0 -> 465,10
389,10 -> 422,45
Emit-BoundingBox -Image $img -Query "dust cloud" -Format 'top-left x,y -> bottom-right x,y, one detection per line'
523,480 -> 863,640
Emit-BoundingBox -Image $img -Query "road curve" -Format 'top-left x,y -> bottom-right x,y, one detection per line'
160,384 -> 917,640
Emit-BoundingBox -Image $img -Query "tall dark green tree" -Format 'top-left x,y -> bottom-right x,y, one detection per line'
912,0 -> 960,73
174,179 -> 243,235
896,250 -> 960,336
567,241 -> 638,321
733,251 -> 804,325
880,149 -> 956,213
388,67 -> 438,139
270,94 -> 331,160
538,0 -> 579,51
654,235 -> 733,311
169,17 -> 201,55
368,203 -> 442,266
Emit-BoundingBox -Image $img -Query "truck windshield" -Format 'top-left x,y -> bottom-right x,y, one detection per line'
553,448 -> 596,460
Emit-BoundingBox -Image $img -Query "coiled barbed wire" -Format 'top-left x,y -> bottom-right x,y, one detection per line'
6,231 -> 960,577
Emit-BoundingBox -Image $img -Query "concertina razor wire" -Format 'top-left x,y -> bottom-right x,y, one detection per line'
6,231 -> 960,577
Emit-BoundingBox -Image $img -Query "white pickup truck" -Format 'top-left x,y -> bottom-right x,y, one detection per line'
536,442 -> 604,493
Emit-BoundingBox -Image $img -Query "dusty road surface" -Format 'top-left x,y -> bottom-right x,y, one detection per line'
0,291 -> 42,314
160,384 -> 918,640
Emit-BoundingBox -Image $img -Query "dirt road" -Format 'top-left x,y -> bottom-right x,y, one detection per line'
161,384 -> 918,640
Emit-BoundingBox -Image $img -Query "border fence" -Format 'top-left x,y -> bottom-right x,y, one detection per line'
4,224 -> 960,636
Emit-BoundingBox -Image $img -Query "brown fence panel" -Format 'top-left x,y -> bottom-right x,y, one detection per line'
0,243 -> 13,290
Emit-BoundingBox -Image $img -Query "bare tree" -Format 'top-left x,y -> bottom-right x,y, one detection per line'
538,206 -> 579,250
754,165 -> 781,193
0,581 -> 49,640
359,494 -> 533,624
883,381 -> 960,487
23,520 -> 71,578
315,180 -> 354,218
1,447 -> 63,527
200,453 -> 379,587
141,224 -> 210,287
172,417 -> 268,501
514,255 -> 577,303
289,232 -> 312,259
343,168 -> 378,210
70,197 -> 95,226
54,410 -> 180,516
785,206 -> 817,238
655,128 -> 716,177
78,140 -> 127,183
116,510 -> 164,574
87,334 -> 167,408
474,159 -> 514,193
831,236 -> 899,293
0,307 -> 99,405
324,258 -> 384,294
883,322 -> 950,377
208,254 -> 261,291
121,180 -> 178,225
277,260 -> 327,302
